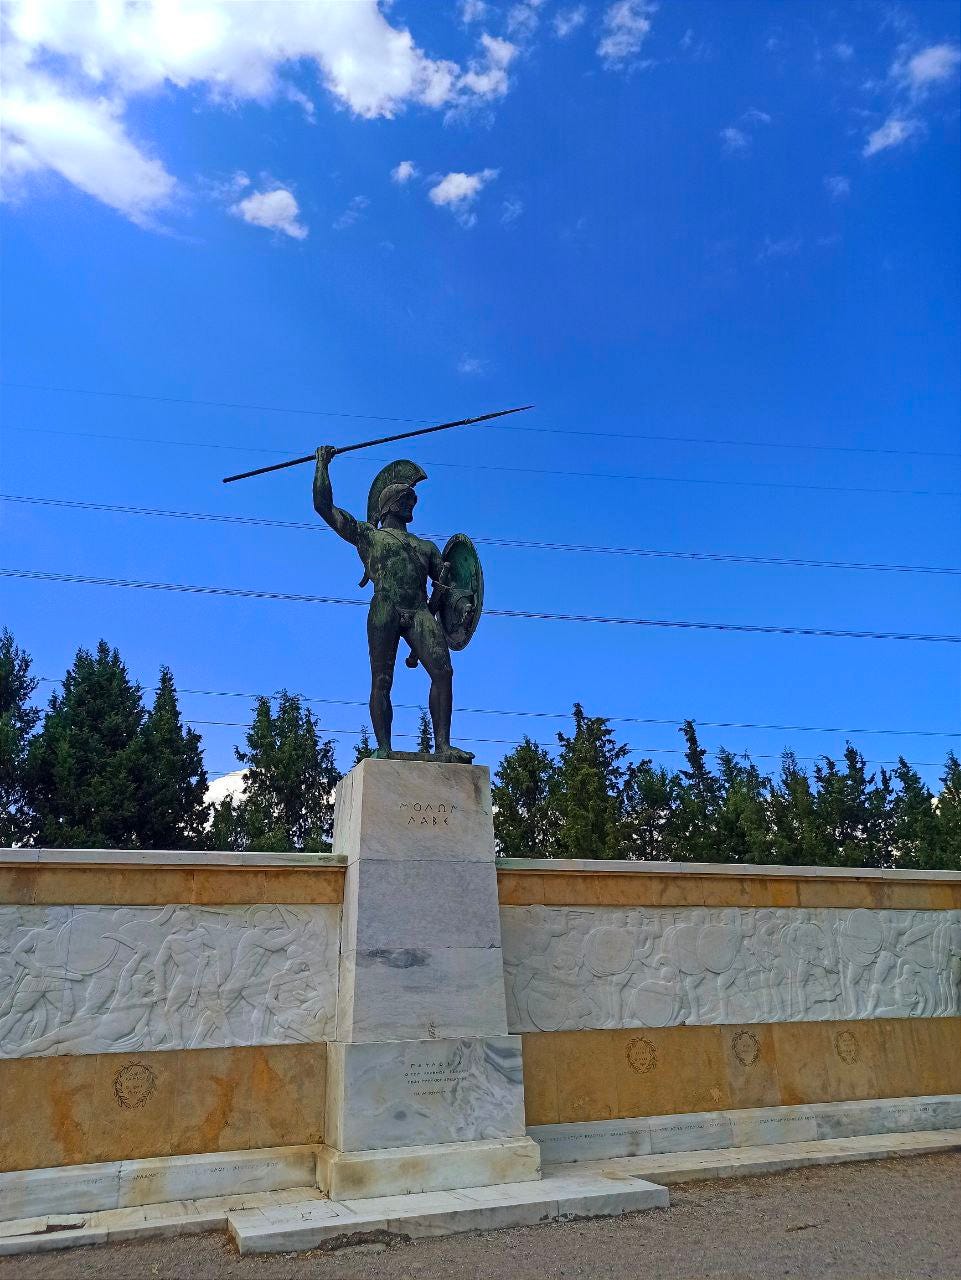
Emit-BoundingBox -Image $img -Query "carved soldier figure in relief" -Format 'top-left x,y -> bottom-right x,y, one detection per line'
313,447 -> 483,763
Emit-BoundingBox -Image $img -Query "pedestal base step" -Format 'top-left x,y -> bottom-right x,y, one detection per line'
228,1167 -> 669,1254
552,1126 -> 961,1187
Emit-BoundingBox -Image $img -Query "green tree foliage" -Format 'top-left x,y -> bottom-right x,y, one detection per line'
27,641 -> 147,848
492,737 -> 558,857
621,758 -> 675,861
353,725 -> 375,764
933,752 -> 961,870
768,752 -> 826,866
811,746 -> 893,868
664,721 -> 725,862
889,759 -> 938,870
550,704 -> 630,859
138,667 -> 209,849
416,709 -> 434,755
0,628 -> 41,845
221,693 -> 340,852
713,748 -> 772,864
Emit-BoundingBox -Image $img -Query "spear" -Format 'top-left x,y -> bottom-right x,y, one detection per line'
221,404 -> 534,484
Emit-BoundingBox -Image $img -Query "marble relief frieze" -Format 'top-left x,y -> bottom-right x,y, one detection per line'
500,905 -> 961,1033
0,903 -> 340,1059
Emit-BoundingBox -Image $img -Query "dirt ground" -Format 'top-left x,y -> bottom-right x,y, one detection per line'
3,1153 -> 959,1280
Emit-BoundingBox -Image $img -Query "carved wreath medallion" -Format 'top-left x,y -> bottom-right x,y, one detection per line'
113,1061 -> 157,1110
731,1030 -> 760,1068
625,1037 -> 657,1075
834,1030 -> 861,1065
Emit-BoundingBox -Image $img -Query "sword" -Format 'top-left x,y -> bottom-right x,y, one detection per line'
221,404 -> 533,484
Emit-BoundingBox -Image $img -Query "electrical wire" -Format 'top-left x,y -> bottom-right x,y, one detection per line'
4,380 -> 958,459
5,566 -> 959,642
5,425 -> 958,499
5,494 -> 957,576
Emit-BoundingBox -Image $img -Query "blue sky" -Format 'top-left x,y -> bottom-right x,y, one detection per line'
2,0 -> 959,788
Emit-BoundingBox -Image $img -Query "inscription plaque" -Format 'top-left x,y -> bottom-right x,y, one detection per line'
399,801 -> 457,827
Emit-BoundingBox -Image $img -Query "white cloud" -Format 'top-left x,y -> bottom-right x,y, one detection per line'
231,186 -> 308,239
507,0 -> 546,39
863,116 -> 922,157
391,159 -> 418,184
501,197 -> 524,224
332,194 -> 368,230
460,0 -> 488,22
554,7 -> 587,39
0,63 -> 175,225
458,354 -> 487,374
742,108 -> 772,126
720,126 -> 750,153
756,235 -> 802,263
598,0 -> 655,68
833,41 -> 855,61
0,0 -> 523,226
460,34 -> 517,100
899,43 -> 961,93
428,168 -> 498,226
824,174 -> 851,200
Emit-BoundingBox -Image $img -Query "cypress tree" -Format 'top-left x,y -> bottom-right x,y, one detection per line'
0,628 -> 40,845
812,745 -> 893,868
768,751 -> 826,865
416,709 -> 434,755
492,737 -> 558,857
622,758 -> 675,860
233,693 -> 340,851
550,704 -> 630,859
714,748 -> 772,864
934,751 -> 961,870
665,721 -> 725,861
27,641 -> 146,848
139,667 -> 209,849
353,725 -> 375,764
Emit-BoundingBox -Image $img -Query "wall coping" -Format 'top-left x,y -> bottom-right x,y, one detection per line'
495,856 -> 961,883
0,848 -> 347,868
1,848 -> 958,882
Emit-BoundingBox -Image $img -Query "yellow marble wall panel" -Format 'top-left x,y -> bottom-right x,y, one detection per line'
496,868 -> 956,912
519,1032 -> 559,1125
610,1026 -> 731,1119
546,1030 -> 619,1122
0,864 -> 346,906
0,1044 -> 327,1173
521,1018 -> 961,1123
720,1024 -> 783,1110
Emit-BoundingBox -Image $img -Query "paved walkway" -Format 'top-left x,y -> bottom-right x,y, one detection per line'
2,1152 -> 958,1279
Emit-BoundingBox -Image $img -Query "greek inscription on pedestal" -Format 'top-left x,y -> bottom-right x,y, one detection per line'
403,1057 -> 473,1098
732,1030 -> 760,1067
399,801 -> 457,827
834,1029 -> 860,1064
113,1061 -> 157,1110
626,1037 -> 657,1074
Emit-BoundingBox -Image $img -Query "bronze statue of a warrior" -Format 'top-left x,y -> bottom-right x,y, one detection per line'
313,446 -> 483,763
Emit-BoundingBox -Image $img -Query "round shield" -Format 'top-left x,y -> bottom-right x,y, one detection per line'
366,459 -> 427,525
438,533 -> 484,651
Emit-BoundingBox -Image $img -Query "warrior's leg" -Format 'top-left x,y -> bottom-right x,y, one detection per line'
367,601 -> 401,754
409,610 -> 472,762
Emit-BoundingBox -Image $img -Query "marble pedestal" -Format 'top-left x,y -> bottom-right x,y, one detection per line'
322,760 -> 540,1199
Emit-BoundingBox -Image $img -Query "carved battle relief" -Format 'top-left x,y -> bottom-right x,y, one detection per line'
0,903 -> 340,1060
500,905 -> 961,1034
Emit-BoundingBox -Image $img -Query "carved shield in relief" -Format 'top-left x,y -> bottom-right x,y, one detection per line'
437,534 -> 484,652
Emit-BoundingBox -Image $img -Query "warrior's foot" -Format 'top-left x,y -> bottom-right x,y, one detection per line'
372,747 -> 394,760
434,745 -> 475,765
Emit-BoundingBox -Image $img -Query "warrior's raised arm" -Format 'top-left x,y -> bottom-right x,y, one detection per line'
313,445 -> 362,545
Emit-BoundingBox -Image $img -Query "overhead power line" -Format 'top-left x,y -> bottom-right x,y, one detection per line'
42,680 -> 940,740
5,425 -> 959,499
4,380 -> 959,459
185,719 -> 945,770
5,566 -> 959,643
5,494 -> 957,577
